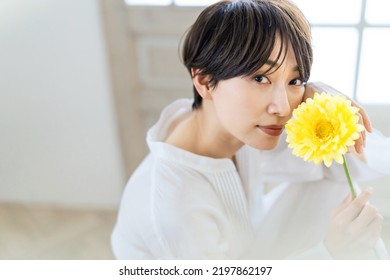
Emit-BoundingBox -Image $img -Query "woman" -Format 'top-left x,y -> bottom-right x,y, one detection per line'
111,0 -> 389,259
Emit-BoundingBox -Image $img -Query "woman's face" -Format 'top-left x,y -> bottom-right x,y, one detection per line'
210,45 -> 305,150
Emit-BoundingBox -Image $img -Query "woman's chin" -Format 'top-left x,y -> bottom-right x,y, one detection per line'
249,138 -> 280,151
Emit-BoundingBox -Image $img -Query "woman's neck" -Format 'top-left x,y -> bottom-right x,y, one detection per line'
165,100 -> 243,160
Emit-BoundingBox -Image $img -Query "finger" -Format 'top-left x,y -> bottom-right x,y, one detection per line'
368,214 -> 384,236
339,187 -> 373,221
352,112 -> 366,154
351,204 -> 379,230
354,130 -> 364,154
352,102 -> 373,133
359,108 -> 373,133
365,214 -> 384,247
369,214 -> 384,230
357,112 -> 366,148
360,122 -> 366,147
355,137 -> 364,154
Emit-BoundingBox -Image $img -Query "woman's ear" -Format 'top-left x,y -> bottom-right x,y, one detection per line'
191,69 -> 213,100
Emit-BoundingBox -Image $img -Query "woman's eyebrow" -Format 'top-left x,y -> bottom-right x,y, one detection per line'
265,59 -> 299,72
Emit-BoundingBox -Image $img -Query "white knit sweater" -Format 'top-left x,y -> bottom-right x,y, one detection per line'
111,99 -> 390,259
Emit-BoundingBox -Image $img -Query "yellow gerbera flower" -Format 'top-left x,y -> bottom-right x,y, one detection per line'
285,92 -> 364,167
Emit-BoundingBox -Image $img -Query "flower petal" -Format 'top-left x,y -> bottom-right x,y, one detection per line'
285,92 -> 362,167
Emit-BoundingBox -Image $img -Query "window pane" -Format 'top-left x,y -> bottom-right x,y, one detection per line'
357,28 -> 390,103
309,28 -> 358,98
293,0 -> 362,24
365,0 -> 390,24
125,0 -> 171,5
174,0 -> 218,5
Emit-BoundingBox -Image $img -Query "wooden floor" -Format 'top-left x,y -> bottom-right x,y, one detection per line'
0,203 -> 117,260
0,202 -> 389,259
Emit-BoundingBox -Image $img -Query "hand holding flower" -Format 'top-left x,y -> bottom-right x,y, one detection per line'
286,91 -> 384,258
324,187 -> 383,259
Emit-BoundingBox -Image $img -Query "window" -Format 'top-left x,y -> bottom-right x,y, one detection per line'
126,0 -> 390,104
294,0 -> 390,104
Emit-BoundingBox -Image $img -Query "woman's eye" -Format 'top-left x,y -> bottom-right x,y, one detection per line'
289,78 -> 306,86
254,75 -> 270,84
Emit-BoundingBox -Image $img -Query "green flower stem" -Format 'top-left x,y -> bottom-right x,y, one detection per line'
342,154 -> 356,199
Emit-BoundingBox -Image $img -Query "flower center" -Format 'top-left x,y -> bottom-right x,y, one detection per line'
315,120 -> 334,140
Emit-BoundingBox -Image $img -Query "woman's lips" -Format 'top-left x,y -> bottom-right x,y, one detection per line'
257,125 -> 284,136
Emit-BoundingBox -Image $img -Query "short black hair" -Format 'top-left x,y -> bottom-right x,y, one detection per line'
180,0 -> 313,110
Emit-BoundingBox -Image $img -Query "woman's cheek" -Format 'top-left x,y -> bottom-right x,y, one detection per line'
290,94 -> 304,110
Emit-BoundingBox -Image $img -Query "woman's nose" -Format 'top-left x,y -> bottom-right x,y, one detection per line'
267,86 -> 291,116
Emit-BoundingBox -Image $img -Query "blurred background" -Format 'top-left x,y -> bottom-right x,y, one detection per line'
0,0 -> 389,259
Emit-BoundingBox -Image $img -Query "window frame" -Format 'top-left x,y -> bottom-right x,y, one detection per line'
308,0 -> 390,102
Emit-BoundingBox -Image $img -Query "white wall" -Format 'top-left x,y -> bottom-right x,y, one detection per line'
0,0 -> 125,209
